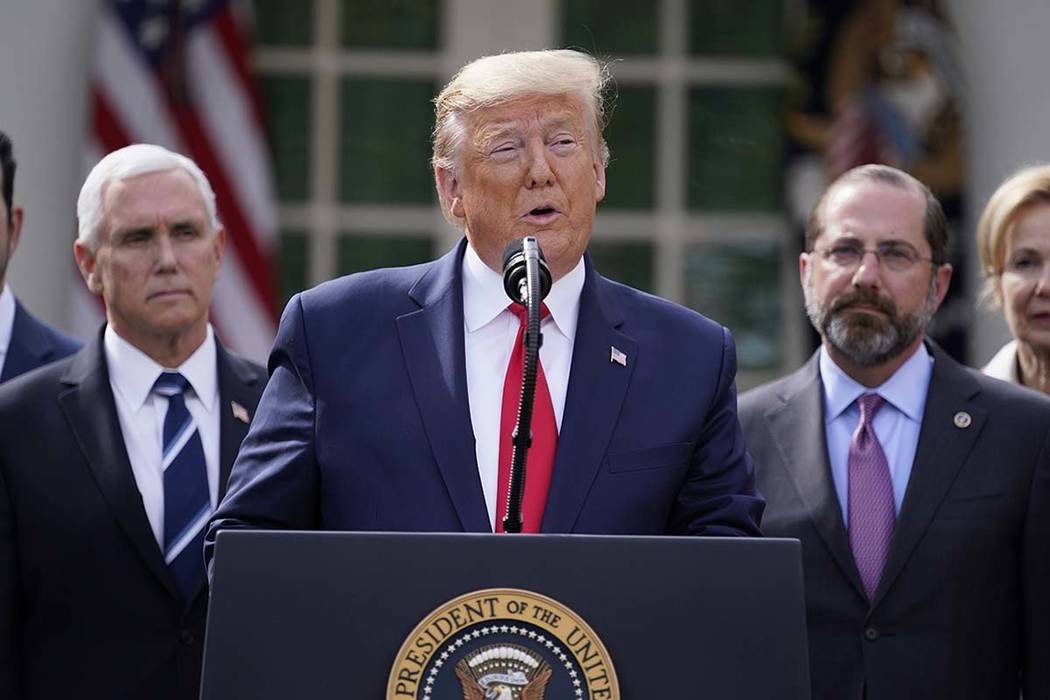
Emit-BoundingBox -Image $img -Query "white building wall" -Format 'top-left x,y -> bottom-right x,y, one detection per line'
0,0 -> 96,334
948,0 -> 1050,364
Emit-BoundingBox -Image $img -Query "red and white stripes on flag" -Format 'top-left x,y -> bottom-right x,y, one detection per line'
76,0 -> 277,364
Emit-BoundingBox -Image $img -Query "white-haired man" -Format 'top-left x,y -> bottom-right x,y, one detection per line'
208,50 -> 762,551
0,144 -> 266,700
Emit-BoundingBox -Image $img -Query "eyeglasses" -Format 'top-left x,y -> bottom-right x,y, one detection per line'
812,242 -> 936,273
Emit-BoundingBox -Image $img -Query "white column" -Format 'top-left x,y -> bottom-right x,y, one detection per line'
435,0 -> 557,250
443,0 -> 556,72
0,0 -> 97,334
948,0 -> 1050,364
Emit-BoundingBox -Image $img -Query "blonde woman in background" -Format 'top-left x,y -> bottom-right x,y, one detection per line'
978,164 -> 1050,392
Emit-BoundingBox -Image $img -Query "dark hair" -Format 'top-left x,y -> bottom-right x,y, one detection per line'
805,164 -> 949,265
0,131 -> 14,226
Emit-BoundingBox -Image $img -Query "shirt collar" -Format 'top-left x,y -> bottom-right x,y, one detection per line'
104,324 -> 218,412
819,341 -> 933,423
461,243 -> 584,342
983,340 -> 1020,384
0,285 -> 15,356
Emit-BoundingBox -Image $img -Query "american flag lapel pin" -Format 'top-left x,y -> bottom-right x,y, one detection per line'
231,401 -> 250,424
610,346 -> 627,367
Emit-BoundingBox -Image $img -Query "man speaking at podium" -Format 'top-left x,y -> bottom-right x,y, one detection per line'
207,50 -> 762,547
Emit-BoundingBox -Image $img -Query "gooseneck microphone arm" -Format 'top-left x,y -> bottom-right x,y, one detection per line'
500,237 -> 552,534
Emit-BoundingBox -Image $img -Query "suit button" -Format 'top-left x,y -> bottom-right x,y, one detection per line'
180,629 -> 196,646
864,627 -> 880,641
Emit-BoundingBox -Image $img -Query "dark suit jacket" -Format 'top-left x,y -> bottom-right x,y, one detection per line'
0,330 -> 266,700
0,299 -> 81,383
207,240 -> 762,552
739,343 -> 1050,700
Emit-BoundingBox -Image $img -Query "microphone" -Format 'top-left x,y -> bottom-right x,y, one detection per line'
498,237 -> 550,534
502,238 -> 552,305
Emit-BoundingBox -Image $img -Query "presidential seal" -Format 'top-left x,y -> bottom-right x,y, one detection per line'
387,588 -> 619,699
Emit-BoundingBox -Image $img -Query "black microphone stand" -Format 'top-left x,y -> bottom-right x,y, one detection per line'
502,238 -> 545,534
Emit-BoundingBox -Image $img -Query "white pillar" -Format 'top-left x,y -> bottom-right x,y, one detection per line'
443,0 -> 556,72
948,0 -> 1050,364
0,0 -> 97,334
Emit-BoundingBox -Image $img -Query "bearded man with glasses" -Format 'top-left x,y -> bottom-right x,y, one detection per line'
738,164 -> 1050,700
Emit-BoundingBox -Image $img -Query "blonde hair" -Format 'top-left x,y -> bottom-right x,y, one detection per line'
977,164 -> 1050,305
431,49 -> 612,221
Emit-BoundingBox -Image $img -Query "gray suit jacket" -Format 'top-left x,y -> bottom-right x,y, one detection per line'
739,342 -> 1050,700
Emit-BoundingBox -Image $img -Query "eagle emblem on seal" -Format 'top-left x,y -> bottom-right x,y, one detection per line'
453,644 -> 552,700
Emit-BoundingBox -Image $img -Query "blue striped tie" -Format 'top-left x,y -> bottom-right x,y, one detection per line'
153,371 -> 210,603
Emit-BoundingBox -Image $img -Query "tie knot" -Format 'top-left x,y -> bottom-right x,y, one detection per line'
153,371 -> 189,398
857,393 -> 885,424
507,302 -> 550,325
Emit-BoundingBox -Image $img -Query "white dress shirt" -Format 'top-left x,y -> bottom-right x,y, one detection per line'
0,284 -> 16,376
105,325 -> 221,548
820,343 -> 933,527
462,244 -> 583,530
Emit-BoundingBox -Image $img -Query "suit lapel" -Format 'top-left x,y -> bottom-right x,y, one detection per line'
766,354 -> 867,598
541,262 -> 636,533
2,301 -> 51,381
216,345 -> 262,500
871,343 -> 984,606
397,242 -> 490,533
58,335 -> 180,600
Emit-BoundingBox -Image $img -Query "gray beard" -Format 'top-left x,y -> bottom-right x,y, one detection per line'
804,278 -> 938,368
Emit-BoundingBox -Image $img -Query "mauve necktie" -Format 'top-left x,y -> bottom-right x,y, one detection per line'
154,371 -> 211,603
848,393 -> 895,601
495,303 -> 556,533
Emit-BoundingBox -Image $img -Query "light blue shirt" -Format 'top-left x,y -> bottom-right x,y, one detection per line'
820,343 -> 933,527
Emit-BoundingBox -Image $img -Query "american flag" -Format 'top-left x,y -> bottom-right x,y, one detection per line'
74,0 -> 278,364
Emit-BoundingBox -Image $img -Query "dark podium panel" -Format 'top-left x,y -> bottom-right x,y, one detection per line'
201,532 -> 809,698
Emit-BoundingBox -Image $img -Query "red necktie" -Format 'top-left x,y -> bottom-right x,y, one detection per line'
496,303 -> 557,533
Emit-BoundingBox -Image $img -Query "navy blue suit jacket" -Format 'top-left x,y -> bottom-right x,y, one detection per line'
0,299 -> 81,383
208,241 -> 762,547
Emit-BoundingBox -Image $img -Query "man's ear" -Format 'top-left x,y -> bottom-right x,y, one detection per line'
73,239 -> 103,295
212,227 -> 227,270
932,262 -> 953,310
593,161 -> 606,204
7,206 -> 23,256
434,166 -> 464,219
